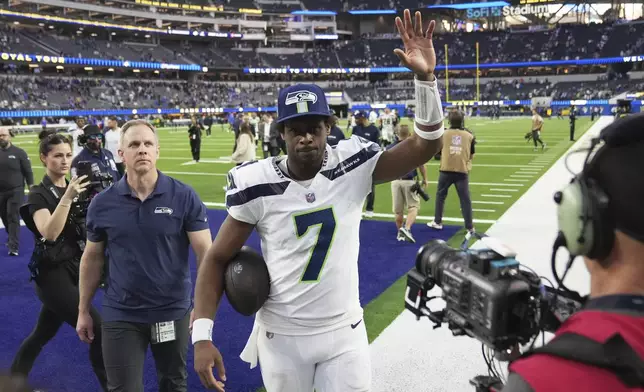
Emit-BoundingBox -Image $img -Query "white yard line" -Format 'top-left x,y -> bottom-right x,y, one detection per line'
489,188 -> 519,192
481,194 -> 513,198
472,208 -> 496,213
504,178 -> 530,182
472,200 -> 504,205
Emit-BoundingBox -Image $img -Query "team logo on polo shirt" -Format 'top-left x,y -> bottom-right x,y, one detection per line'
154,207 -> 174,215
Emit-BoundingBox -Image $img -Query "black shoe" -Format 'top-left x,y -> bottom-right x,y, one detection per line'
8,250 -> 18,256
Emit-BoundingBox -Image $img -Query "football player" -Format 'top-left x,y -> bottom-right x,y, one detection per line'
379,107 -> 397,146
192,9 -> 445,392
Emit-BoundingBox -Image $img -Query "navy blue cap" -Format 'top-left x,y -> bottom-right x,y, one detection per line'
82,124 -> 102,136
354,111 -> 367,118
276,84 -> 332,124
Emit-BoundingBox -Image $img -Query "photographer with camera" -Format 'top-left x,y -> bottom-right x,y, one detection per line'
428,109 -> 476,238
405,114 -> 644,392
388,124 -> 429,243
71,124 -> 120,184
10,131 -> 107,391
504,114 -> 644,392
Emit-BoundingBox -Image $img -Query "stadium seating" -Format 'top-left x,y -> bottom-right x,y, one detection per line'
4,22 -> 644,70
1,74 -> 641,111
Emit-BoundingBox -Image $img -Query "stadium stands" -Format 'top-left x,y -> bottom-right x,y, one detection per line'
3,22 -> 644,70
0,74 -> 641,111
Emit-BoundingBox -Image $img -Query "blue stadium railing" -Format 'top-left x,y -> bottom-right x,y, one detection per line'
1,50 -> 643,74
1,99 -> 639,119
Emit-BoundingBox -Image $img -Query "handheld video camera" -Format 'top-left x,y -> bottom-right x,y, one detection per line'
404,236 -> 584,353
411,182 -> 430,202
73,161 -> 114,216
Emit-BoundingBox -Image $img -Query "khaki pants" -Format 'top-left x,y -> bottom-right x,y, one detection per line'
391,179 -> 420,215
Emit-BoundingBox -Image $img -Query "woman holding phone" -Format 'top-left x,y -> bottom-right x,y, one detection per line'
10,130 -> 107,391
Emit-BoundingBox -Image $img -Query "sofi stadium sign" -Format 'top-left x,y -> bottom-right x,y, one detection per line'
466,4 -> 549,18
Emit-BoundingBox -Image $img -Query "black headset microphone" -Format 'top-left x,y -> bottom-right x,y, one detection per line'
550,113 -> 644,296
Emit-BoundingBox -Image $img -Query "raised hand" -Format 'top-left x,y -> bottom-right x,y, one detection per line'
62,175 -> 90,203
393,9 -> 437,80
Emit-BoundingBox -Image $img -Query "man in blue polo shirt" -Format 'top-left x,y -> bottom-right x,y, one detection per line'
326,114 -> 345,147
352,111 -> 381,217
76,119 -> 212,392
71,124 -> 120,183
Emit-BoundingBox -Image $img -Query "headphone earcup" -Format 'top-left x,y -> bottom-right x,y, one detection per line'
584,178 -> 614,261
555,178 -> 594,257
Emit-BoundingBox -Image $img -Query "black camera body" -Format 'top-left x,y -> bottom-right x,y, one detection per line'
74,161 -> 115,216
405,238 -> 584,353
411,182 -> 430,202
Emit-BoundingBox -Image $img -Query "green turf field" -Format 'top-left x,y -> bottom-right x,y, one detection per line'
12,115 -> 591,361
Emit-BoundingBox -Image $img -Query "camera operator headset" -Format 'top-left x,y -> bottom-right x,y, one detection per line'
428,108 -> 476,237
504,113 -> 644,392
10,131 -> 108,391
71,124 -> 120,183
387,124 -> 428,244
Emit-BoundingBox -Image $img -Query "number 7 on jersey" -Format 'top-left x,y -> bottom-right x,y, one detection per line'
293,207 -> 337,283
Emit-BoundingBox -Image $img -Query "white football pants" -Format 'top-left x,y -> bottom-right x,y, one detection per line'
257,320 -> 371,392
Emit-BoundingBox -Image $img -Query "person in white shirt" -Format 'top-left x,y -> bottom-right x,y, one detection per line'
231,123 -> 256,165
369,110 -> 379,124
379,108 -> 397,146
70,118 -> 86,160
102,116 -> 124,176
249,113 -> 260,145
347,111 -> 358,133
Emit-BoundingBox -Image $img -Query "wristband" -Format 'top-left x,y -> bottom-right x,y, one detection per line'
414,76 -> 444,127
191,318 -> 214,345
414,124 -> 445,141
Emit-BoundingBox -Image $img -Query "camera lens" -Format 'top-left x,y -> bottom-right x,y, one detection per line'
416,239 -> 470,286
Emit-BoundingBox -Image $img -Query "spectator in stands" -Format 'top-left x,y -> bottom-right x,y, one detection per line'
103,116 -> 124,176
389,125 -> 428,244
352,111 -> 380,217
231,123 -> 256,166
326,115 -> 345,147
0,126 -> 33,256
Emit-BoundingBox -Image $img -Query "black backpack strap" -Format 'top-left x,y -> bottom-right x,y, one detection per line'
520,332 -> 644,387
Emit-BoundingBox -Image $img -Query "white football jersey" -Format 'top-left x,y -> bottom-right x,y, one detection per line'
225,135 -> 383,335
380,113 -> 396,141
70,127 -> 84,159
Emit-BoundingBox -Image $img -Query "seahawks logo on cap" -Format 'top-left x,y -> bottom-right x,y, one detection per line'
285,90 -> 318,106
